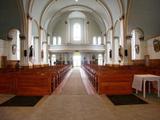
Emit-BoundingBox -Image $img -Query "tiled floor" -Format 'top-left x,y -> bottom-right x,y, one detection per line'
0,68 -> 160,120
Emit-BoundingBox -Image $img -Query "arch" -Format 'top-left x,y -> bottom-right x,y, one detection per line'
47,5 -> 107,33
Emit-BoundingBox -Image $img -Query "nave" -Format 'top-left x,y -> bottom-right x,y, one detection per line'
0,68 -> 160,120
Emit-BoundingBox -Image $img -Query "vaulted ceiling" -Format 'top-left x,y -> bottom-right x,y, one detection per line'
26,0 -> 124,33
0,0 -> 160,40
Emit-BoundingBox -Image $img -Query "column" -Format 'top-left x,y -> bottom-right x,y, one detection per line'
119,16 -> 126,65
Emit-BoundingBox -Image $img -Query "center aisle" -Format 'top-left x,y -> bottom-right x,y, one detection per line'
25,68 -> 117,120
60,68 -> 87,95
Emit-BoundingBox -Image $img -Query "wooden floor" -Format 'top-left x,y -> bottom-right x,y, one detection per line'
0,67 -> 160,120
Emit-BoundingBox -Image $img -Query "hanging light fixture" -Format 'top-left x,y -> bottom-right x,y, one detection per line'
75,0 -> 78,2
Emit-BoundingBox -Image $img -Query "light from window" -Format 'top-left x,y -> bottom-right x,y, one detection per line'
98,54 -> 103,65
51,54 -> 56,65
93,37 -> 97,45
53,37 -> 56,45
98,37 -> 101,45
131,31 -> 136,59
73,23 -> 81,41
58,36 -> 61,45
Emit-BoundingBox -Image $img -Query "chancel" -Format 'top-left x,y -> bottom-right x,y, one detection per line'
0,0 -> 160,120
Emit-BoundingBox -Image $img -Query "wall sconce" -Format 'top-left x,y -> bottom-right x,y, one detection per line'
65,21 -> 68,24
19,34 -> 26,40
27,14 -> 32,20
34,36 -> 39,39
126,35 -> 132,40
114,36 -> 119,39
139,36 -> 144,41
42,41 -> 47,45
40,26 -> 43,30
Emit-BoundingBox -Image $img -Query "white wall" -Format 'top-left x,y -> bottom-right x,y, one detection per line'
0,39 -> 8,56
88,19 -> 101,44
52,16 -> 101,45
0,39 -> 8,68
147,36 -> 160,59
52,19 -> 67,44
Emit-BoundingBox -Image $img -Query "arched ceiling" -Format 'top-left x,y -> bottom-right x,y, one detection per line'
47,6 -> 107,33
27,0 -> 124,33
1,0 -> 160,40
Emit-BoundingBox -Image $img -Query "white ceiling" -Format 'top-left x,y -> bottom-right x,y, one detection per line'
25,0 -> 124,33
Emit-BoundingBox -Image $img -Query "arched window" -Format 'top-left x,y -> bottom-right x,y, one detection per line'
98,37 -> 101,45
73,23 -> 81,41
58,36 -> 61,45
98,54 -> 103,65
53,36 -> 57,45
93,36 -> 97,45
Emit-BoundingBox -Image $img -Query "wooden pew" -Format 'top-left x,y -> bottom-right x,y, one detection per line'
0,65 -> 72,96
82,64 -> 160,95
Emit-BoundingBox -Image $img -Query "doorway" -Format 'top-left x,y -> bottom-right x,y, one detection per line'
73,52 -> 81,67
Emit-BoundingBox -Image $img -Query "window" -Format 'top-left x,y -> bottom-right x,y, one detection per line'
93,37 -> 97,45
73,23 -> 81,41
98,37 -> 101,45
58,36 -> 61,45
53,37 -> 57,45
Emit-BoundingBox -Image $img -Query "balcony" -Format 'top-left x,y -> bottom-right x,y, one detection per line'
48,44 -> 105,53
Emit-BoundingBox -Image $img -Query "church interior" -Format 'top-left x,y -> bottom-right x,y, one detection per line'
0,0 -> 160,120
